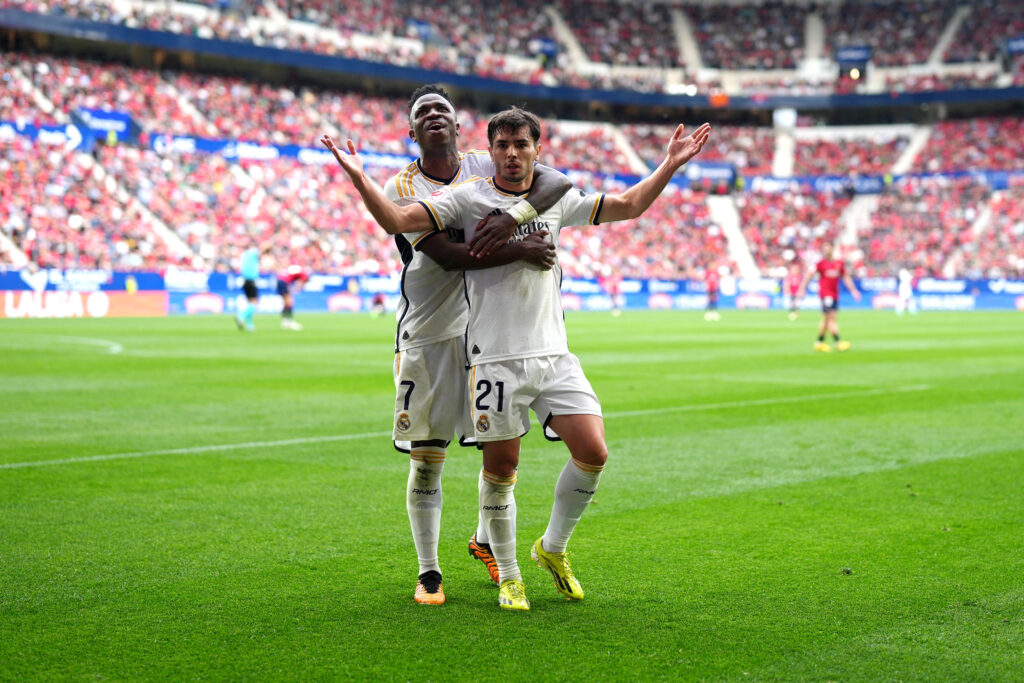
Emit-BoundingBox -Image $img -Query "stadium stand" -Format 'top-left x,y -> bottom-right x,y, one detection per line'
857,177 -> 992,277
911,117 -> 1024,174
822,0 -> 954,67
737,189 -> 851,276
687,1 -> 805,70
622,123 -> 774,176
793,137 -> 909,177
944,0 -> 1023,64
958,183 -> 1024,279
1,138 -> 178,270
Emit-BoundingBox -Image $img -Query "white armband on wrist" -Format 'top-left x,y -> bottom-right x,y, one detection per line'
505,199 -> 538,225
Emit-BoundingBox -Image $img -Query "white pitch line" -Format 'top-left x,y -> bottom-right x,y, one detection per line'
607,384 -> 931,419
1,385 -> 931,470
0,431 -> 391,470
50,336 -> 124,354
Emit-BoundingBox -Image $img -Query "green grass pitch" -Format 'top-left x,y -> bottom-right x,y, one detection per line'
2,310 -> 1022,680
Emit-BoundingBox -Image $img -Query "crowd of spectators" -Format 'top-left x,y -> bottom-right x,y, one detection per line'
737,188 -> 850,276
823,0 -> 953,67
688,2 -> 805,70
556,0 -> 679,68
884,71 -> 999,93
793,136 -> 909,177
959,183 -> 1024,279
622,123 -> 774,176
557,177 -> 732,280
912,117 -> 1024,173
858,176 -> 991,277
944,0 -> 1023,64
1,138 -> 177,270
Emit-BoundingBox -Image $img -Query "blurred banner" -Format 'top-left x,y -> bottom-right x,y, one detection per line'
2,270 -> 1023,315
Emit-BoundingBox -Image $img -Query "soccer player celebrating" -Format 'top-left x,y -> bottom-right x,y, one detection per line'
323,107 -> 711,610
797,243 -> 861,352
325,85 -> 571,606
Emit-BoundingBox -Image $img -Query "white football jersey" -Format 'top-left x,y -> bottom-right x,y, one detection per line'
384,150 -> 495,351
420,178 -> 604,365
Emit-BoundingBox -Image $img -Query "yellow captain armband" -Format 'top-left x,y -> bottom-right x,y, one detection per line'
506,199 -> 538,225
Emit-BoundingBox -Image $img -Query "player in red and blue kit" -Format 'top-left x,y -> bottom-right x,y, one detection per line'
276,264 -> 309,330
785,263 -> 803,321
703,267 -> 720,321
797,243 -> 860,351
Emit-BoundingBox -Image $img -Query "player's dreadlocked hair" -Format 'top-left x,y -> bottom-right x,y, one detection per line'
407,84 -> 455,115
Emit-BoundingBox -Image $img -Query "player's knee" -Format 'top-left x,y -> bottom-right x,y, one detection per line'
573,439 -> 608,467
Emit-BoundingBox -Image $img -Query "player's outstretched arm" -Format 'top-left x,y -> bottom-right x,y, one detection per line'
468,165 -> 573,258
843,272 -> 862,301
598,123 -> 711,224
796,269 -> 814,300
422,230 -> 556,272
321,134 -> 432,235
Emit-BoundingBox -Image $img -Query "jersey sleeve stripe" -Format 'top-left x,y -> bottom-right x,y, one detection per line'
417,200 -> 443,232
411,231 -> 435,247
590,194 -> 606,224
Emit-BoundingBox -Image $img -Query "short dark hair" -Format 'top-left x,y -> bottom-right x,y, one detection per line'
407,84 -> 455,116
487,107 -> 542,147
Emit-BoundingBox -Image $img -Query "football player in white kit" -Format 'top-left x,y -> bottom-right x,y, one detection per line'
324,85 -> 572,606
324,107 -> 711,611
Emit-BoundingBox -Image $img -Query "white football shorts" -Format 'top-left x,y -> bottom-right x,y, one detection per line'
468,353 -> 602,443
392,336 -> 475,452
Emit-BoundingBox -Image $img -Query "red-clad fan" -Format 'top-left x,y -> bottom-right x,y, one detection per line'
276,264 -> 310,330
785,262 -> 804,320
797,243 -> 861,351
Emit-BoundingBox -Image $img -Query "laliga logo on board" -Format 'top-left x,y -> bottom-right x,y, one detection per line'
184,293 -> 225,315
735,293 -> 771,309
327,292 -> 362,312
561,292 -> 582,311
872,292 -> 900,309
648,293 -> 673,309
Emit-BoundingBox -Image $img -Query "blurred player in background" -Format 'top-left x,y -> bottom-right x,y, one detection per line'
703,265 -> 720,321
370,292 -> 387,317
896,267 -> 917,316
785,262 -> 803,320
798,243 -> 861,352
323,83 -> 571,607
277,264 -> 309,330
235,243 -> 266,332
324,105 -> 711,611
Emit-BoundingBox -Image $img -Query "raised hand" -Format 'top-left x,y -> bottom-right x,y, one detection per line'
320,134 -> 364,179
665,123 -> 712,170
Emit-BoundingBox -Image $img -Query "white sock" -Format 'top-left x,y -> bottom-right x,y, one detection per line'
474,468 -> 489,544
480,469 -> 518,582
407,447 -> 445,575
541,457 -> 604,553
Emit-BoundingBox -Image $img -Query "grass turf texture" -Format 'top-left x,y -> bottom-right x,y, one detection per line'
1,310 -> 1022,680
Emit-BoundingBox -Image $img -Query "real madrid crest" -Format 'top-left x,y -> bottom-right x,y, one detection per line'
476,414 -> 490,433
396,412 -> 411,432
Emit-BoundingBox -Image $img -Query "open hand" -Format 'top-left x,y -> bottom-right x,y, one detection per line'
320,134 -> 364,178
666,123 -> 712,170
